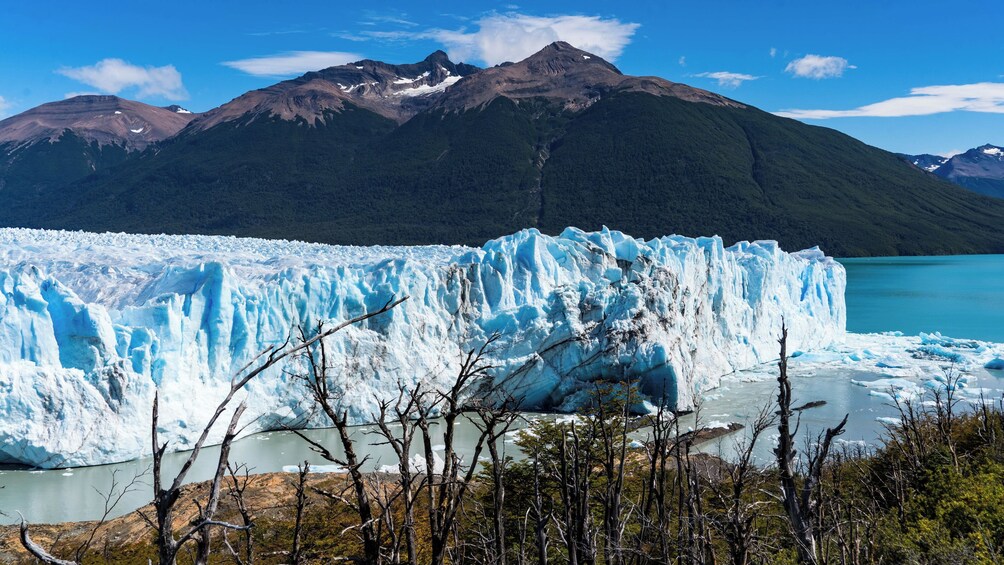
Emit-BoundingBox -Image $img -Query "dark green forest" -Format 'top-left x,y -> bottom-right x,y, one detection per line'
4,93 -> 1004,256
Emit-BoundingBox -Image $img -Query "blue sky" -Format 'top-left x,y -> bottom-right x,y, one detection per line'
2,0 -> 1002,156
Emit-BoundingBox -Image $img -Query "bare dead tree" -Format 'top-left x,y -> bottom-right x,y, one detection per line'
555,416 -> 600,565
139,296 -> 406,565
18,463 -> 147,564
373,384 -> 423,565
222,463 -> 256,565
707,403 -> 775,565
416,336 -> 506,565
369,472 -> 405,564
823,446 -> 881,565
774,323 -> 848,565
632,389 -> 676,564
594,383 -> 636,565
530,450 -> 553,565
145,394 -> 251,565
290,461 -> 310,565
473,395 -> 522,565
18,520 -> 79,565
930,366 -> 963,471
680,415 -> 715,565
292,321 -> 381,564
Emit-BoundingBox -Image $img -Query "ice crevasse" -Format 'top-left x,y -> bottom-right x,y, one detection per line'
0,227 -> 845,467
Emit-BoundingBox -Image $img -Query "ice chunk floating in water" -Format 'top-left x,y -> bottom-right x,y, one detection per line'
0,227 -> 845,467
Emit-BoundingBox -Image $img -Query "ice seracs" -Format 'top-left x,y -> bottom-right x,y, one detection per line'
0,227 -> 845,468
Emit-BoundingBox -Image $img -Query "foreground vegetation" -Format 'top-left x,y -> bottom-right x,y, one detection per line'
9,315 -> 1004,564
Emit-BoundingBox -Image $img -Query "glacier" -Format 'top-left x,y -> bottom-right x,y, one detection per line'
0,227 -> 845,468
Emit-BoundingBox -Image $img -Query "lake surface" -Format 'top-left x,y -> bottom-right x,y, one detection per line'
0,415 -> 538,525
3,254 -> 1003,524
840,254 -> 1004,342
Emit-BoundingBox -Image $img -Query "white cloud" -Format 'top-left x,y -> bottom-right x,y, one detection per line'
776,82 -> 1004,119
695,71 -> 759,89
63,91 -> 102,99
426,13 -> 639,65
364,15 -> 418,27
222,51 -> 363,77
769,47 -> 777,58
0,95 -> 12,118
784,54 -> 855,79
57,59 -> 188,100
678,56 -> 686,67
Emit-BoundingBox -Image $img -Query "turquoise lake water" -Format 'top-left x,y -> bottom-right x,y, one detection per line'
839,254 -> 1004,342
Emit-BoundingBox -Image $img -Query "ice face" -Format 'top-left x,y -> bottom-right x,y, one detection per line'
0,227 -> 846,467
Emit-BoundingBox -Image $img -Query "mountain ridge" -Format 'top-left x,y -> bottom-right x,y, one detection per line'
2,43 -> 1003,257
902,144 -> 1004,199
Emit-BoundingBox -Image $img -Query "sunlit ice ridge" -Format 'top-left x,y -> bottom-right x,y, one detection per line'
0,226 -> 844,468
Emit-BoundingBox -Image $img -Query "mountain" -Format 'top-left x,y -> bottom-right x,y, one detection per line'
903,153 -> 948,173
2,43 -> 1004,257
0,95 -> 196,149
901,145 -> 1004,199
433,41 -> 738,112
941,145 -> 1004,199
0,95 -> 196,193
185,50 -> 479,131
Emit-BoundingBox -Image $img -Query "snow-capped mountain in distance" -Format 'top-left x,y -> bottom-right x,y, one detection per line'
902,144 -> 1004,199
164,104 -> 193,114
906,153 -> 948,173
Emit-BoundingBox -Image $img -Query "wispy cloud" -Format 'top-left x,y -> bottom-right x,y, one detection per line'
769,47 -> 777,58
425,13 -> 639,65
331,31 -> 371,42
776,82 -> 1004,119
57,59 -> 188,100
678,56 -> 686,67
364,15 -> 418,27
0,95 -> 12,118
329,12 -> 639,65
784,54 -> 855,79
248,29 -> 310,37
359,10 -> 419,28
695,71 -> 759,89
222,51 -> 363,77
63,91 -> 102,99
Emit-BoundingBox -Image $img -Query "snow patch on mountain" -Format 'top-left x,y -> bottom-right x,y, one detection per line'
393,75 -> 463,97
0,227 -> 845,468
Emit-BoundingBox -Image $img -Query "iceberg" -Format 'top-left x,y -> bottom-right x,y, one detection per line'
0,227 -> 845,468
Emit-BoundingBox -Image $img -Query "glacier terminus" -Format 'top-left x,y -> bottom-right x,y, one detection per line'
0,227 -> 845,468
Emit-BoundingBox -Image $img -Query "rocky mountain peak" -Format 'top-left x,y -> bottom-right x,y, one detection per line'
904,143 -> 1004,199
185,51 -> 482,131
975,144 -> 1004,158
434,42 -> 740,112
521,41 -> 622,76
